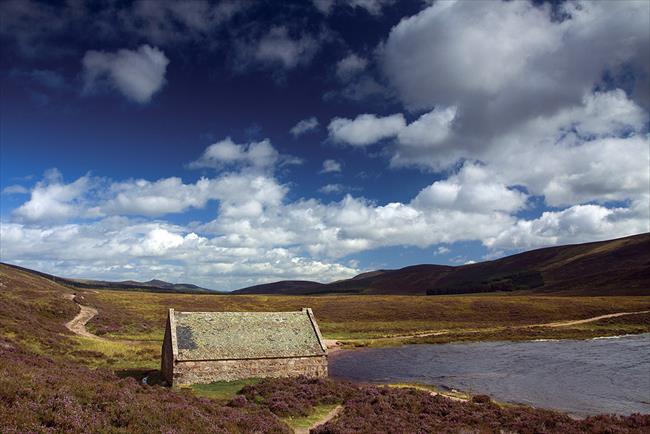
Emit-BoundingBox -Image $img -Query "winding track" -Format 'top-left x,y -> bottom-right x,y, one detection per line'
541,311 -> 650,327
62,293 -> 152,345
62,293 -> 103,339
295,405 -> 342,434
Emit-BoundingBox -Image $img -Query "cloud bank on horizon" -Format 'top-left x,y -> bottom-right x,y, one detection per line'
0,0 -> 648,290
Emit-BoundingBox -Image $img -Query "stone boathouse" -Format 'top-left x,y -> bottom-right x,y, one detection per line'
161,308 -> 328,386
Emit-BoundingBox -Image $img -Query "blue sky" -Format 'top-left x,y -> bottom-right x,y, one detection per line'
1,0 -> 649,290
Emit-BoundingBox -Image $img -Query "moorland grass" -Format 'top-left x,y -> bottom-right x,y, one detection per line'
190,379 -> 261,402
83,289 -> 650,344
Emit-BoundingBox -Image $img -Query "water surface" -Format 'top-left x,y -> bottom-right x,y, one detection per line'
329,334 -> 650,416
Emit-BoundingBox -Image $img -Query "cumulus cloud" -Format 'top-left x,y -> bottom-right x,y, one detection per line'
336,53 -> 367,80
0,217 -> 360,290
290,117 -> 319,137
320,159 -> 342,174
82,45 -> 169,103
328,113 -> 405,146
1,0 -> 246,58
100,177 -> 221,217
397,106 -> 457,149
382,1 -> 649,112
2,185 -> 29,195
375,0 -> 650,182
13,170 -> 93,222
125,0 -> 247,45
313,0 -> 393,15
3,161 -> 647,289
189,137 -> 281,170
327,0 -> 648,210
379,0 -> 649,155
412,163 -> 527,214
434,246 -> 450,255
486,197 -> 650,250
319,184 -> 344,194
254,27 -> 320,70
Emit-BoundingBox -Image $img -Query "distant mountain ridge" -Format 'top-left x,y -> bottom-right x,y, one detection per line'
234,233 -> 650,296
0,263 -> 217,294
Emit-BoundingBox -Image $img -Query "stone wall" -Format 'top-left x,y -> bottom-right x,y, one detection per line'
171,355 -> 328,386
161,320 -> 174,384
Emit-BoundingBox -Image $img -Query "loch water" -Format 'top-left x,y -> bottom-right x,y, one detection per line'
329,334 -> 650,416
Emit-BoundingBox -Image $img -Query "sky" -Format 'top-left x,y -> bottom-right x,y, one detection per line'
0,0 -> 649,290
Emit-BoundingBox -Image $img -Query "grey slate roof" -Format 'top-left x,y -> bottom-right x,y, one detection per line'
169,308 -> 327,361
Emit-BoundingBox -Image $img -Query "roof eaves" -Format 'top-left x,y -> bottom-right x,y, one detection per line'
169,308 -> 178,360
303,307 -> 328,354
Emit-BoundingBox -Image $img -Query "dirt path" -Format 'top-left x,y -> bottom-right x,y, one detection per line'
295,405 -> 342,434
63,293 -> 103,339
539,310 -> 650,328
339,310 -> 650,345
62,294 -> 160,345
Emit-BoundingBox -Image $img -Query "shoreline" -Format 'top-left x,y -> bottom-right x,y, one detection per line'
326,328 -> 650,352
327,333 -> 650,417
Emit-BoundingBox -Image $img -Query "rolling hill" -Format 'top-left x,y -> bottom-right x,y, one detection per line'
0,263 -> 217,294
234,233 -> 650,296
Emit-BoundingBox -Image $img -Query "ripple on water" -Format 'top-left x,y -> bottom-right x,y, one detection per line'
329,334 -> 650,416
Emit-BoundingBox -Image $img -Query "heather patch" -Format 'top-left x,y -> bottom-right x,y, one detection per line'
311,386 -> 650,434
0,345 -> 290,433
239,376 -> 357,417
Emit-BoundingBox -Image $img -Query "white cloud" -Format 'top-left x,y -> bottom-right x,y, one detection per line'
290,117 -> 319,137
485,198 -> 650,250
0,218 -> 360,290
100,177 -> 220,217
382,0 -> 649,113
320,159 -> 342,174
3,162 -> 647,289
397,106 -> 457,149
336,53 -> 367,80
434,246 -> 450,255
348,0 -> 394,15
10,140 -> 298,222
2,185 -> 29,194
313,0 -> 393,16
126,0 -> 247,44
82,45 -> 169,103
319,184 -> 344,194
412,163 -> 527,213
13,170 -> 93,222
189,137 -> 280,170
1,0 -> 246,58
328,113 -> 405,146
254,27 -> 320,69
333,92 -> 649,208
478,90 -> 650,207
376,0 -> 650,182
312,0 -> 335,15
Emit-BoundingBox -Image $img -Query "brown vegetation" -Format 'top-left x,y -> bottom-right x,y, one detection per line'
233,233 -> 650,295
81,288 -> 650,343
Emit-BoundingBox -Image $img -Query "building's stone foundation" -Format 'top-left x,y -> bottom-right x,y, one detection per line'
171,355 -> 328,386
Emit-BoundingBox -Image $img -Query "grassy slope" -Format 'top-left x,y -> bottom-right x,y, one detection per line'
2,262 -> 650,432
83,287 -> 650,353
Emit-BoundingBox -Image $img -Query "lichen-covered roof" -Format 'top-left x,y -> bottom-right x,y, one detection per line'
172,310 -> 326,361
